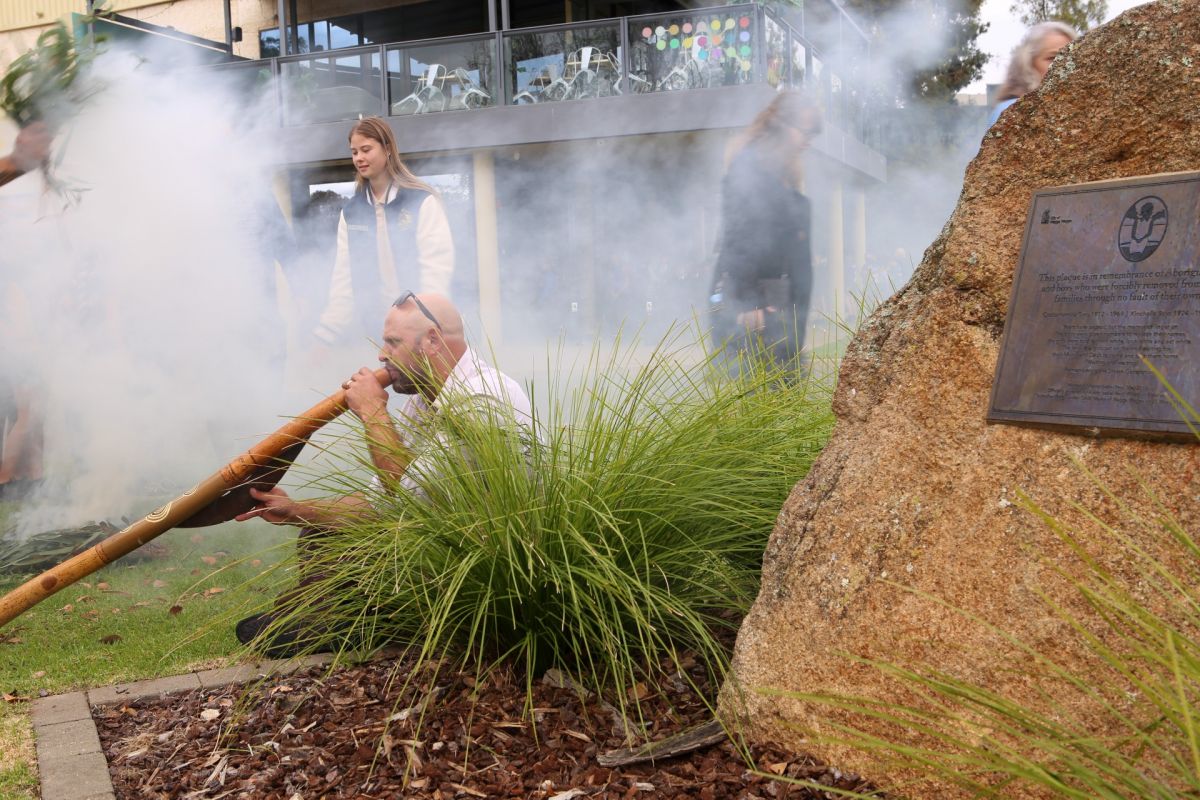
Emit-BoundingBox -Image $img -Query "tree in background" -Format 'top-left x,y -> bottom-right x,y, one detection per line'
843,0 -> 989,104
1010,0 -> 1107,30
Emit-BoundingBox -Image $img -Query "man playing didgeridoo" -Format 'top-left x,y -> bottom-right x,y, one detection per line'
234,292 -> 532,655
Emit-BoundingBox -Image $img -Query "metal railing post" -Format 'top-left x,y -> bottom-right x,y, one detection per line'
618,15 -> 630,96
756,6 -> 767,86
497,31 -> 510,106
784,26 -> 792,88
272,58 -> 284,127
378,44 -> 388,116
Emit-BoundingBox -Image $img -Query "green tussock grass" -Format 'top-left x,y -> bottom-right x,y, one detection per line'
243,325 -> 834,719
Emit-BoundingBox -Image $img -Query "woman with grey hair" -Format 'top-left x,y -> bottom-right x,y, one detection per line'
988,21 -> 1077,126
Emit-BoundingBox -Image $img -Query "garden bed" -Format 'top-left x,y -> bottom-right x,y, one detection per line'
94,654 -> 871,799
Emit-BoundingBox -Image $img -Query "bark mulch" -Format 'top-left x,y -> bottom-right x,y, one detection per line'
94,654 -> 873,799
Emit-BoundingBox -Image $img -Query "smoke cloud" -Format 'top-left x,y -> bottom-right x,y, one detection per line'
0,6 -> 991,537
1,44 -> 289,535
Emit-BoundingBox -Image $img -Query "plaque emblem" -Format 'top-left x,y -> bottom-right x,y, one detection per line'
1117,195 -> 1168,263
396,210 -> 413,229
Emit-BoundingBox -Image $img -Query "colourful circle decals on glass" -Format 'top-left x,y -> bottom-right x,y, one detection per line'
740,31 -> 750,42
741,58 -> 752,71
642,27 -> 652,38
696,35 -> 707,47
697,48 -> 708,60
656,39 -> 666,50
670,38 -> 680,49
697,21 -> 708,33
655,25 -> 665,36
712,47 -> 723,59
739,16 -> 750,28
669,24 -> 679,35
683,22 -> 693,33
740,44 -> 751,57
712,18 -> 721,30
683,36 -> 693,47
712,33 -> 722,45
725,18 -> 735,30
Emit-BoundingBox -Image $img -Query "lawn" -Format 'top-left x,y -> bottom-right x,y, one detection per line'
0,504 -> 292,799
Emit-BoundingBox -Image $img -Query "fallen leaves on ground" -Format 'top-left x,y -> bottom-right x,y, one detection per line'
96,655 -> 876,799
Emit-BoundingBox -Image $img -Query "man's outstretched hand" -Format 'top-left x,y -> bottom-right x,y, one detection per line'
235,486 -> 304,525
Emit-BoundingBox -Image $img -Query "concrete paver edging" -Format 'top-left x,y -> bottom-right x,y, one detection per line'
29,654 -> 334,800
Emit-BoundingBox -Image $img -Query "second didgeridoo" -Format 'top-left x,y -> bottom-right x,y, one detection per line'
0,368 -> 392,629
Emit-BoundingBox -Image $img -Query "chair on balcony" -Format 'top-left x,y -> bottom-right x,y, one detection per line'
655,56 -> 718,92
564,46 -> 598,99
593,50 -> 649,96
446,68 -> 490,110
513,62 -> 559,104
390,63 -> 449,115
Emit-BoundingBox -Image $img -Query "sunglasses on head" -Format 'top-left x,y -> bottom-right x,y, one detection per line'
393,291 -> 443,331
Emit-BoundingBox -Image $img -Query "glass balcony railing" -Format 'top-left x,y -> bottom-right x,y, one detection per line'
503,20 -> 622,105
222,1 -> 874,148
280,47 -> 383,125
387,33 -> 498,115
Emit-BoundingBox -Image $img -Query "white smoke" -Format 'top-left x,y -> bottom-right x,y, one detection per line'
0,3 -> 994,537
1,43 -> 291,535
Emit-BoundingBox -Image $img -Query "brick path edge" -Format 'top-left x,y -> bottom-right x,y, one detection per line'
29,654 -> 335,800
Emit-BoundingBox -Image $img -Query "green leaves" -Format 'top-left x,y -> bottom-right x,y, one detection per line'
0,5 -> 108,127
0,4 -> 110,205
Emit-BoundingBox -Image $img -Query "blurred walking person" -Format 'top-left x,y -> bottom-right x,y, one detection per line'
988,21 -> 1077,127
709,92 -> 820,374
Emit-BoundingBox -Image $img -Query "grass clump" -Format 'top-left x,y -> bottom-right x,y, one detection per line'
777,469 -> 1200,799
251,328 -> 833,711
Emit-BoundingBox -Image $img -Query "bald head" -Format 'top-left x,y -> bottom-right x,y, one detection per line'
386,293 -> 461,342
379,293 -> 467,399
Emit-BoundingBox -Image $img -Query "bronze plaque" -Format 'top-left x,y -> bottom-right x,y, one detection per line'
988,172 -> 1200,439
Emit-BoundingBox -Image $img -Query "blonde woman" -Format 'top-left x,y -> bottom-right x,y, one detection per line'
313,117 -> 454,347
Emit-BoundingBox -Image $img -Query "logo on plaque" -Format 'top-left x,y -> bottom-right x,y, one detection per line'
1117,195 -> 1168,263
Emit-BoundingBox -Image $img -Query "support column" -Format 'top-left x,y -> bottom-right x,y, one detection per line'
473,151 -> 503,345
276,0 -> 288,55
828,178 -> 845,324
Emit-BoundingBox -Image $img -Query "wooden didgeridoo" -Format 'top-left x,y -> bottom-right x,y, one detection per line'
0,368 -> 392,629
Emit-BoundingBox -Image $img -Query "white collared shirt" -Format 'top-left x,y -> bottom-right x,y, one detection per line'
386,346 -> 533,499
